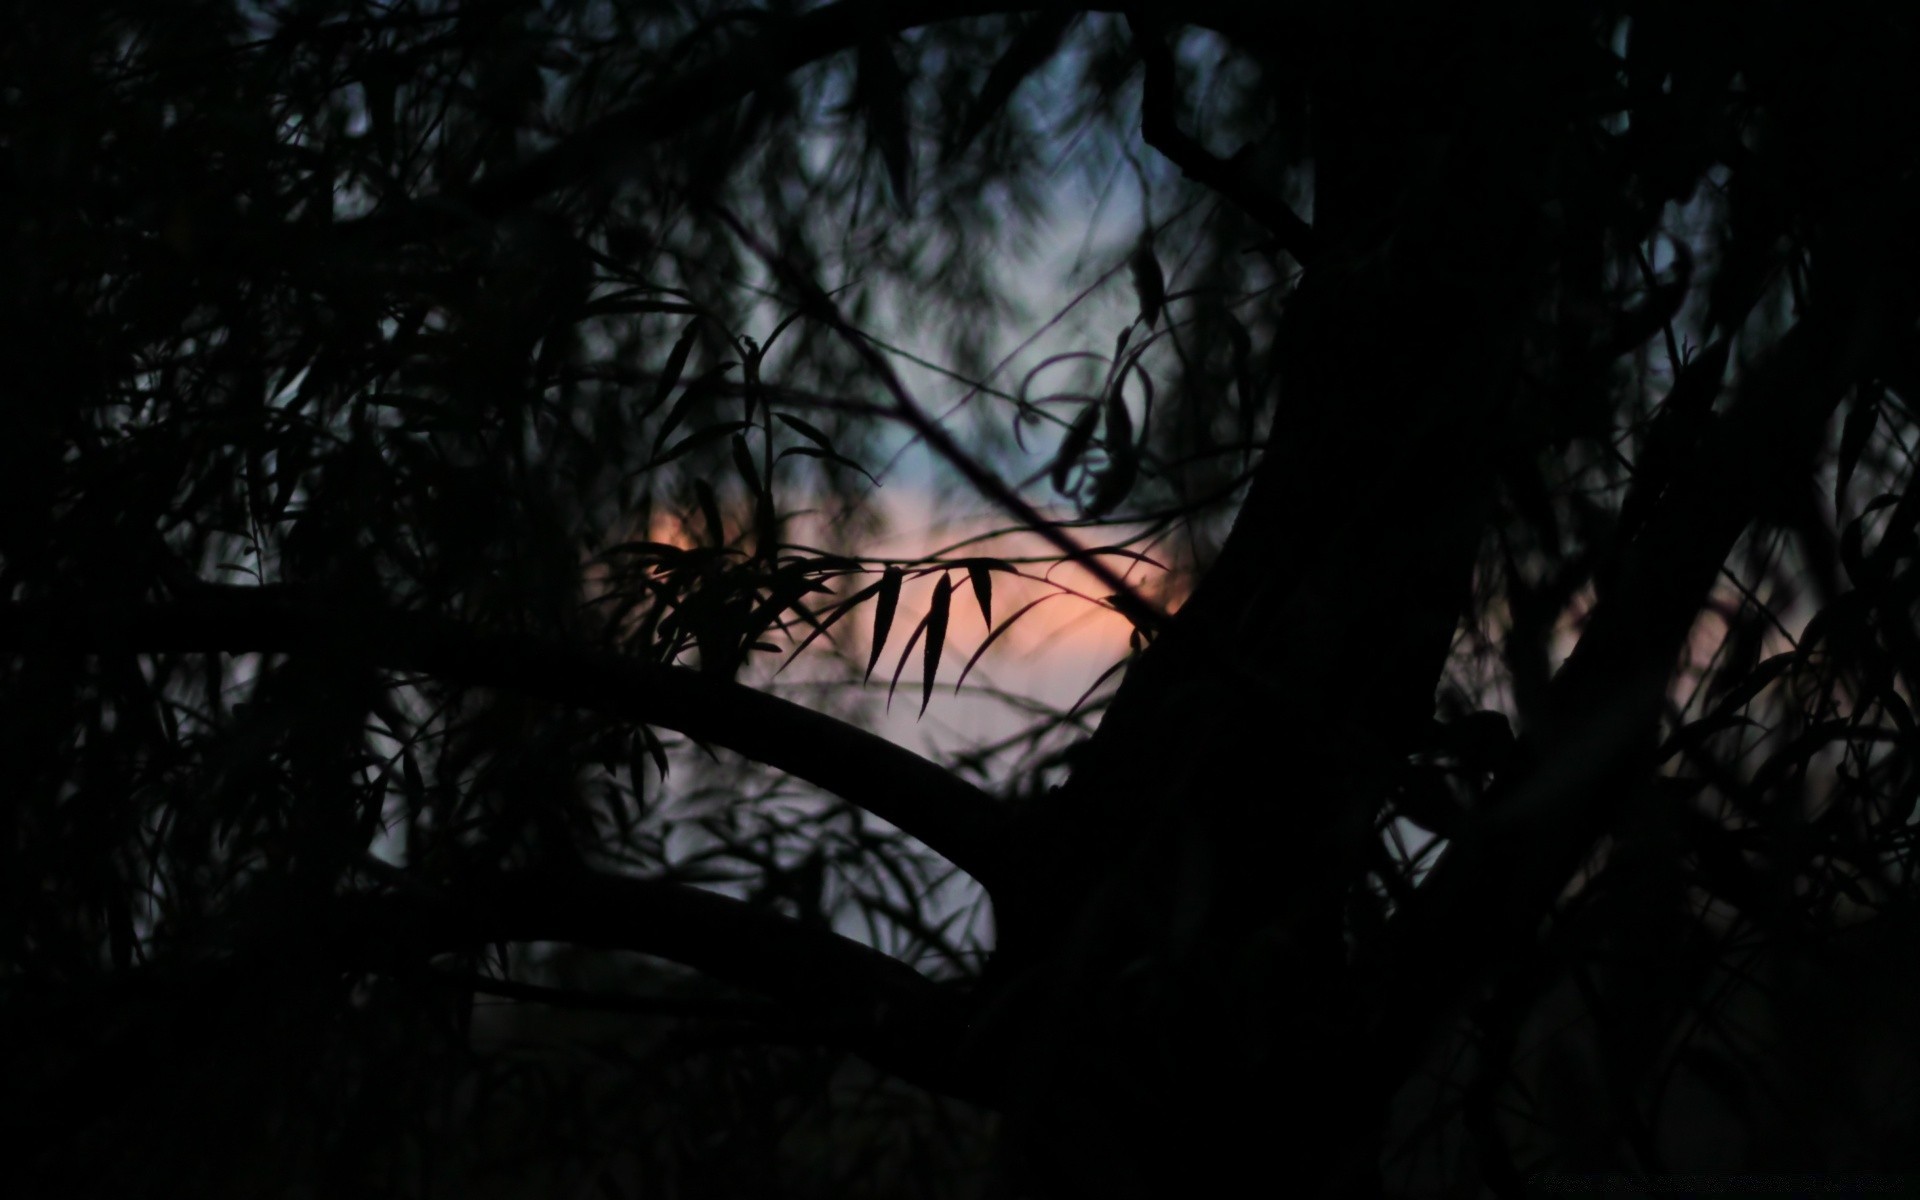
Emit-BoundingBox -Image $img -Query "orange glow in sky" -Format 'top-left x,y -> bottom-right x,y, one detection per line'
583,482 -> 1184,753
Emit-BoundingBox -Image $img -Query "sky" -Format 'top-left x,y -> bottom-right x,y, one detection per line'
703,114 -> 1184,765
628,120 -> 1189,957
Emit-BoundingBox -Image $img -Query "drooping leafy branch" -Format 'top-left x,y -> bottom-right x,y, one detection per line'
0,582 -> 1016,887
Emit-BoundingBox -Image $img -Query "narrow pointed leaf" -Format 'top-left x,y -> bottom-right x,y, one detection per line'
1129,232 -> 1165,329
778,445 -> 881,487
865,567 -> 903,681
1086,386 -> 1139,516
649,420 -> 750,469
645,320 -> 700,418
401,749 -> 425,802
736,335 -> 764,424
774,410 -> 836,451
1084,451 -> 1139,518
888,613 -> 930,711
651,368 -> 717,457
1066,652 -> 1132,719
694,479 -> 726,548
1085,545 -> 1168,570
731,433 -> 762,495
777,577 -> 882,675
1711,651 -> 1800,717
964,557 -> 1017,574
955,593 -> 1068,693
754,489 -> 777,560
1104,380 -> 1134,451
966,562 -> 993,627
858,37 -> 913,213
921,574 -> 952,716
1051,401 -> 1101,494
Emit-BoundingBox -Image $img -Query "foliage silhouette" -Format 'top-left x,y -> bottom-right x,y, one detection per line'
4,1 -> 1920,1196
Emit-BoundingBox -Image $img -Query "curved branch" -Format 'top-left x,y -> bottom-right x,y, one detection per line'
0,584 -> 1015,890
324,867 -> 985,1099
449,972 -> 782,1021
16,868 -> 989,1104
1129,14 -> 1323,267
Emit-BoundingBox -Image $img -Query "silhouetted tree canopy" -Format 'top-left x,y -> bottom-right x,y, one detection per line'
5,1 -> 1919,1195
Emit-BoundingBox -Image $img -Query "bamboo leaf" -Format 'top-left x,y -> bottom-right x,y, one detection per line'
777,577 -> 882,675
650,367 -> 723,457
963,557 -> 1017,574
694,479 -> 726,548
1051,400 -> 1100,494
857,36 -> 913,213
649,420 -> 751,469
955,593 -> 1068,693
731,433 -> 762,495
1104,377 -> 1134,450
778,445 -> 881,487
1129,231 -> 1165,329
966,562 -> 993,627
1084,451 -> 1139,518
1085,385 -> 1138,517
584,298 -> 707,318
1065,651 -> 1131,719
645,320 -> 700,419
1085,545 -> 1168,570
1658,653 -> 1799,764
401,748 -> 425,802
865,567 -> 903,682
888,613 -> 930,711
774,410 -> 835,451
754,488 -> 777,560
1710,651 -> 1800,717
921,574 -> 952,717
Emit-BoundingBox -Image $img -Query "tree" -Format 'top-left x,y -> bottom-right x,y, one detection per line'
5,0 -> 1919,1194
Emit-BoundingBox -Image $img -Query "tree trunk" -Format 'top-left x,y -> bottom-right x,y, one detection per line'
978,15 -> 1552,1192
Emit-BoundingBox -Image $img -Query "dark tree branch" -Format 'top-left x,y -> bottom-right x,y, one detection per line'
18,868 -> 987,1104
1368,274 -> 1908,1096
324,867 -> 985,1099
450,971 -> 782,1021
1128,14 -> 1324,268
0,584 -> 1015,890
